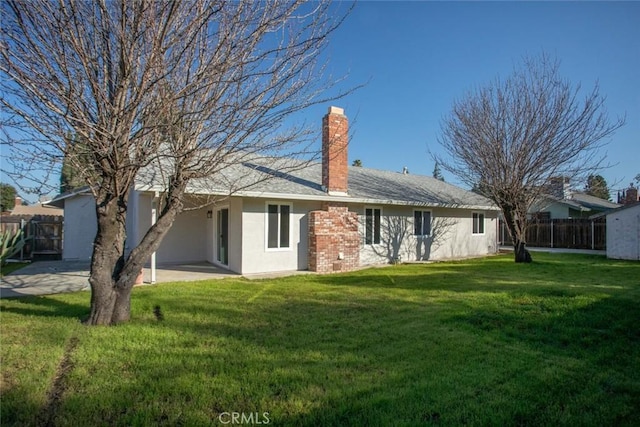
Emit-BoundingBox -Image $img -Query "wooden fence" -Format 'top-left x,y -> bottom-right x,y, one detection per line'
499,218 -> 606,250
0,214 -> 63,260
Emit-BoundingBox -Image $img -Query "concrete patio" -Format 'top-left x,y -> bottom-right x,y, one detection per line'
0,260 -> 239,298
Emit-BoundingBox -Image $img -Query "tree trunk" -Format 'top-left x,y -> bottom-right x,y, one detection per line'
514,240 -> 532,263
85,194 -> 131,325
85,178 -> 188,325
503,207 -> 533,264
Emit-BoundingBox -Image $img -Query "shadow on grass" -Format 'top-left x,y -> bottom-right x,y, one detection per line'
309,255 -> 640,294
0,295 -> 89,319
7,288 -> 634,426
3,255 -> 639,426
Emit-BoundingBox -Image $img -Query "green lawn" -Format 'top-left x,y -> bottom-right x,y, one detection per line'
1,253 -> 639,426
0,262 -> 29,277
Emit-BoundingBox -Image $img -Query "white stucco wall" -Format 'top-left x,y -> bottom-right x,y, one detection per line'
606,205 -> 640,261
240,198 -> 321,274
357,205 -> 498,266
62,194 -> 96,260
154,206 -> 208,264
62,189 -> 499,273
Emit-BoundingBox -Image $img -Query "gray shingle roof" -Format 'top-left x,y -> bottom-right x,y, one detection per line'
540,192 -> 621,212
136,155 -> 497,210
569,192 -> 621,210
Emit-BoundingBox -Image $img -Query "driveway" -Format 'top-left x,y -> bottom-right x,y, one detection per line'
1,260 -> 238,298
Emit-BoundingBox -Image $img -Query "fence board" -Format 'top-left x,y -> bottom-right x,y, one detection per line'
0,215 -> 63,260
499,218 -> 606,250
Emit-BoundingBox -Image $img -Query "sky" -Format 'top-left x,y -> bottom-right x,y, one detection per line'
2,1 -> 638,202
303,0 -> 639,196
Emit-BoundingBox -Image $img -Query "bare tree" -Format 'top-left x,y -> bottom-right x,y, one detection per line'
1,0 -> 354,324
436,55 -> 624,262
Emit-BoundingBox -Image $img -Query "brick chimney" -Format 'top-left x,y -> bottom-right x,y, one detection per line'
322,106 -> 348,195
625,184 -> 638,205
14,196 -> 22,207
547,176 -> 571,200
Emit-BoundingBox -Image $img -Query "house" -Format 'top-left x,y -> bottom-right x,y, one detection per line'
10,197 -> 64,217
530,177 -> 620,219
50,107 -> 500,275
2,196 -> 64,260
605,203 -> 640,261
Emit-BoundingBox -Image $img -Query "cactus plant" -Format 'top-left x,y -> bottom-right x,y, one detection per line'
1,229 -> 26,265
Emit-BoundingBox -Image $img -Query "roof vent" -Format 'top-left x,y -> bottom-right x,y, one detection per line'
402,166 -> 409,175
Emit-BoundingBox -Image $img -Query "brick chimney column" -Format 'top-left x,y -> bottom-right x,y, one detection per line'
625,186 -> 638,205
322,106 -> 348,195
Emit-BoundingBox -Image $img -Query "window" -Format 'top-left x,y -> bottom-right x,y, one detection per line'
267,203 -> 290,249
414,210 -> 432,236
472,212 -> 485,234
365,207 -> 381,244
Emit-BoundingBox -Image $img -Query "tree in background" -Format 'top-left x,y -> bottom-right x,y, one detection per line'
352,159 -> 363,167
2,0 -> 354,325
432,162 -> 445,181
436,54 -> 624,263
59,134 -> 94,194
0,183 -> 17,212
584,175 -> 610,200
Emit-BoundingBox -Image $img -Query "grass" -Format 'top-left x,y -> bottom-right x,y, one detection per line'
1,253 -> 639,426
1,262 -> 29,277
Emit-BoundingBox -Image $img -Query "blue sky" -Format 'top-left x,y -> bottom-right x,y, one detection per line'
305,1 -> 639,195
2,1 -> 638,202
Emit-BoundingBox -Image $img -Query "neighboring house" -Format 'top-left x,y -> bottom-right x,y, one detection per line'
50,107 -> 500,275
10,199 -> 64,217
3,197 -> 64,260
531,178 -> 620,219
605,203 -> 640,261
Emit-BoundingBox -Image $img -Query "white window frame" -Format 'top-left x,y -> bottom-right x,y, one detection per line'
413,209 -> 432,237
363,206 -> 382,245
265,201 -> 292,251
472,211 -> 485,235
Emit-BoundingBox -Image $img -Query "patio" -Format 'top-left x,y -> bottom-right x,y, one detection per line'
0,260 -> 238,298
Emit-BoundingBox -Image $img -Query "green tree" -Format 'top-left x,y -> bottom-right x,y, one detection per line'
352,159 -> 362,167
0,183 -> 17,212
432,162 -> 445,181
60,134 -> 93,193
584,175 -> 610,200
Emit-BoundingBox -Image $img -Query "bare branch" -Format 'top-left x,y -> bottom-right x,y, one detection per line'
435,53 -> 624,262
1,0 -> 357,324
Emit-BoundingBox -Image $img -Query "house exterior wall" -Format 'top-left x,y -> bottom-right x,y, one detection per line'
61,190 -> 499,273
531,201 -> 570,219
62,194 -> 96,260
357,205 -> 498,265
240,198 -> 321,274
155,206 -> 208,264
606,205 -> 640,261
